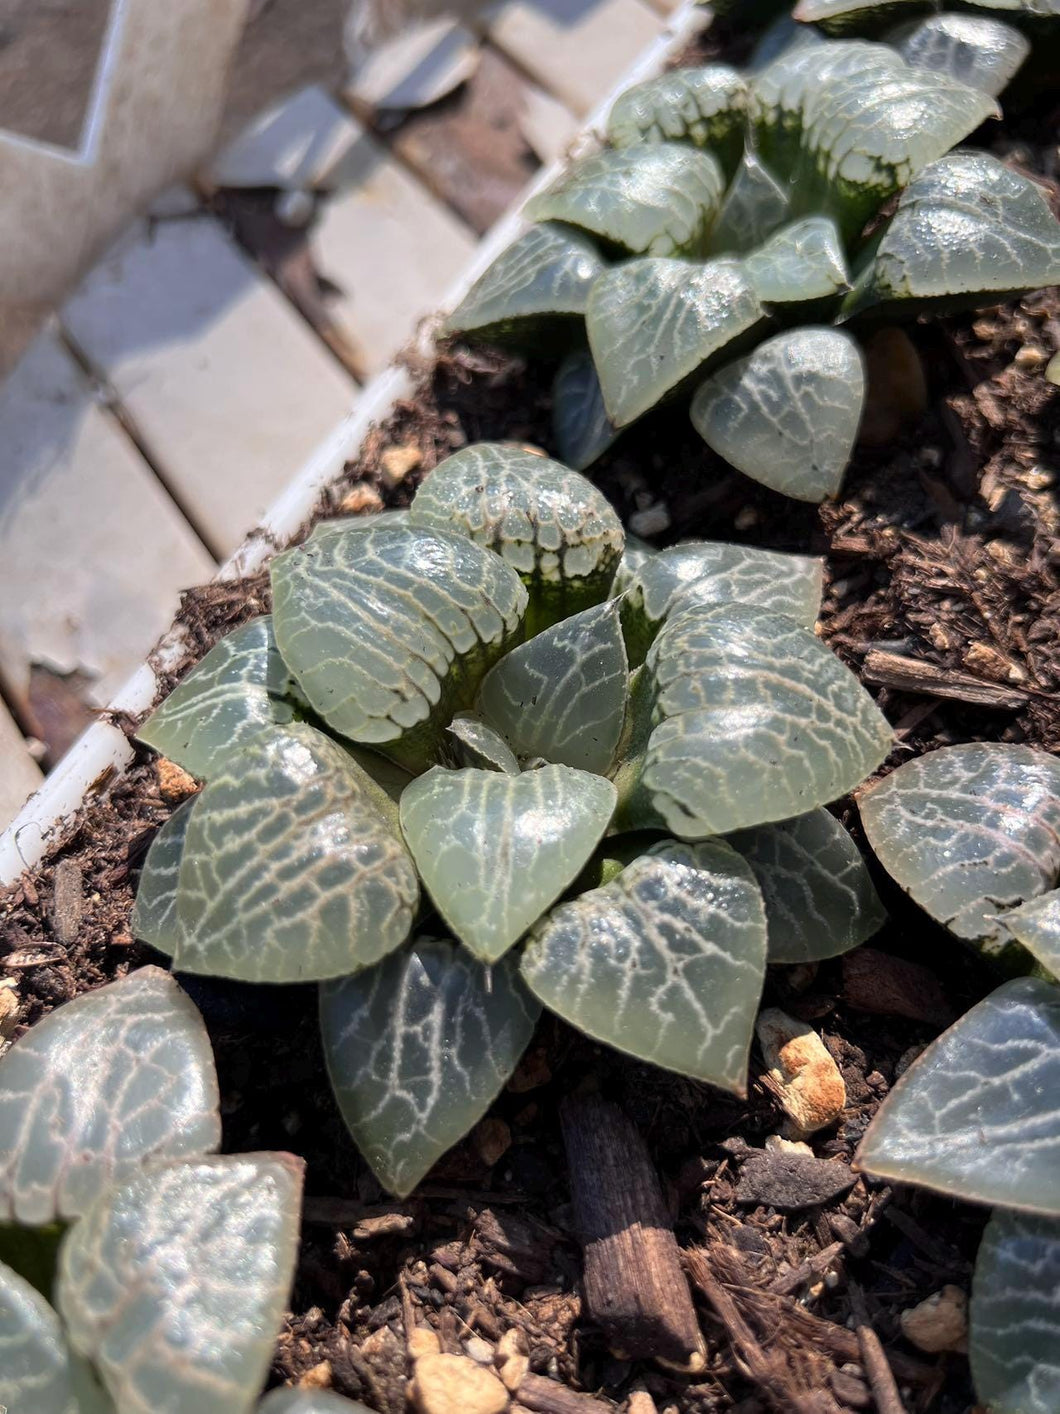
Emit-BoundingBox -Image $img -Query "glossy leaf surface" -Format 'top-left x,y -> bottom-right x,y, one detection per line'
479,601 -> 628,773
444,223 -> 605,343
260,1393 -> 373,1413
728,808 -> 885,963
137,617 -> 295,780
742,216 -> 850,307
633,603 -> 892,837
553,350 -> 619,471
130,797 -> 195,957
272,520 -> 526,769
607,65 -> 746,173
971,1209 -> 1060,1414
691,327 -> 865,502
705,151 -> 790,256
895,14 -> 1029,96
400,766 -> 616,961
58,1153 -> 303,1414
176,725 -> 418,982
859,743 -> 1060,948
409,444 -> 623,633
1004,891 -> 1060,979
321,939 -> 539,1196
0,968 -> 219,1225
0,1260 -> 110,1414
446,714 -> 520,774
525,144 -> 725,258
856,977 -> 1060,1214
611,533 -> 657,598
587,257 -> 763,427
522,839 -> 767,1093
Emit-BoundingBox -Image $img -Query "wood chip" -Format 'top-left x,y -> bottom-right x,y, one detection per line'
736,1150 -> 856,1212
861,648 -> 1027,709
49,858 -> 82,946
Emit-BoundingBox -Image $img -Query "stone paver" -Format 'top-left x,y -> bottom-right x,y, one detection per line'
0,697 -> 42,834
0,329 -> 214,713
485,0 -> 665,117
62,216 -> 359,559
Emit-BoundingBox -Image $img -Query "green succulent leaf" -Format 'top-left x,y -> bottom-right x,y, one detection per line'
894,14 -> 1030,97
971,1209 -> 1060,1414
606,65 -> 747,175
621,540 -> 824,666
690,328 -> 866,503
858,742 -> 1060,962
272,519 -> 527,770
843,153 -> 1060,320
552,349 -> 619,472
728,808 -> 886,963
587,257 -> 764,427
320,938 -> 540,1196
0,968 -> 220,1226
408,444 -> 623,634
1003,891 -> 1060,979
611,533 -> 658,598
479,601 -> 629,774
522,838 -> 767,1093
525,144 -> 725,258
446,714 -> 520,773
624,602 -> 892,837
400,765 -> 616,961
175,725 -> 419,983
705,152 -> 791,257
260,1393 -> 373,1414
57,1153 -> 303,1414
443,223 -> 605,344
742,216 -> 850,307
130,797 -> 196,957
856,976 -> 1060,1214
137,618 -> 295,780
793,0 -> 1058,35
0,1259 -> 113,1414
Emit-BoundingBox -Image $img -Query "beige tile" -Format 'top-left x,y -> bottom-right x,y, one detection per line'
62,216 -> 359,558
0,696 -> 42,834
0,329 -> 214,710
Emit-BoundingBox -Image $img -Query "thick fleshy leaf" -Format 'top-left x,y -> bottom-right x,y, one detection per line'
400,765 -> 616,961
971,1209 -> 1060,1414
894,14 -> 1029,96
843,153 -> 1060,320
856,977 -> 1060,1213
611,533 -> 658,598
521,839 -> 767,1093
742,216 -> 850,307
479,601 -> 628,773
706,152 -> 791,257
525,144 -> 725,258
859,743 -> 1060,956
408,444 -> 623,634
728,808 -> 885,963
130,798 -> 196,957
0,968 -> 219,1226
1004,891 -> 1060,979
272,520 -> 526,770
606,65 -> 747,174
587,257 -> 764,426
553,349 -> 620,471
624,602 -> 892,837
794,0 -> 1056,34
690,328 -> 866,502
175,725 -> 419,982
260,1393 -> 373,1413
137,618 -> 295,780
444,223 -> 605,344
0,1260 -> 112,1414
621,540 -> 824,666
320,939 -> 540,1196
57,1153 -> 303,1414
446,714 -> 520,774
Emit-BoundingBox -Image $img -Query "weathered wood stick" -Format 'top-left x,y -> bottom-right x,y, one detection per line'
516,1373 -> 616,1414
861,650 -> 1026,710
559,1094 -> 707,1373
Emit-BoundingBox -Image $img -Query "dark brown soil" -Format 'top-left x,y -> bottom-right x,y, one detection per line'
2,25 -> 1059,1414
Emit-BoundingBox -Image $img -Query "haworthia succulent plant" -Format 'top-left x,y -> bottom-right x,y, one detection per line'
705,151 -> 791,255
271,520 -> 527,771
607,65 -> 747,174
320,939 -> 539,1196
446,713 -> 520,774
970,1209 -> 1060,1414
0,1259 -> 113,1414
478,601 -> 629,773
894,13 -> 1030,96
856,977 -> 1060,1214
691,327 -> 866,501
610,532 -> 658,598
57,1154 -> 303,1414
130,798 -> 195,957
741,217 -> 850,307
552,349 -> 619,472
1003,891 -> 1060,979
399,765 -> 616,961
521,839 -> 767,1092
728,808 -> 886,963
859,742 -> 1060,962
408,443 -> 624,634
793,0 -> 1060,35
137,617 -> 297,780
0,968 -> 220,1225
174,725 -> 419,982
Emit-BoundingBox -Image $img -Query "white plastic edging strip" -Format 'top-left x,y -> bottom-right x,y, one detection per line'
0,0 -> 710,887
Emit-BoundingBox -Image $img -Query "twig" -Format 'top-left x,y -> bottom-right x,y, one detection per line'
861,649 -> 1026,710
769,1241 -> 845,1296
849,1282 -> 908,1414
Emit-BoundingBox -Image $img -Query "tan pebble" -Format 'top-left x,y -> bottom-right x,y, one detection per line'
963,641 -> 1026,684
411,1352 -> 509,1414
0,983 -> 19,1041
494,1328 -> 529,1393
409,1327 -> 443,1362
900,1285 -> 968,1354
1014,344 -> 1046,370
757,1008 -> 846,1136
464,1336 -> 494,1365
765,1134 -> 814,1158
473,1117 -> 511,1168
297,1360 -> 333,1389
380,442 -> 422,487
627,1391 -> 658,1414
156,757 -> 199,803
339,483 -> 384,515
362,1324 -> 401,1358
